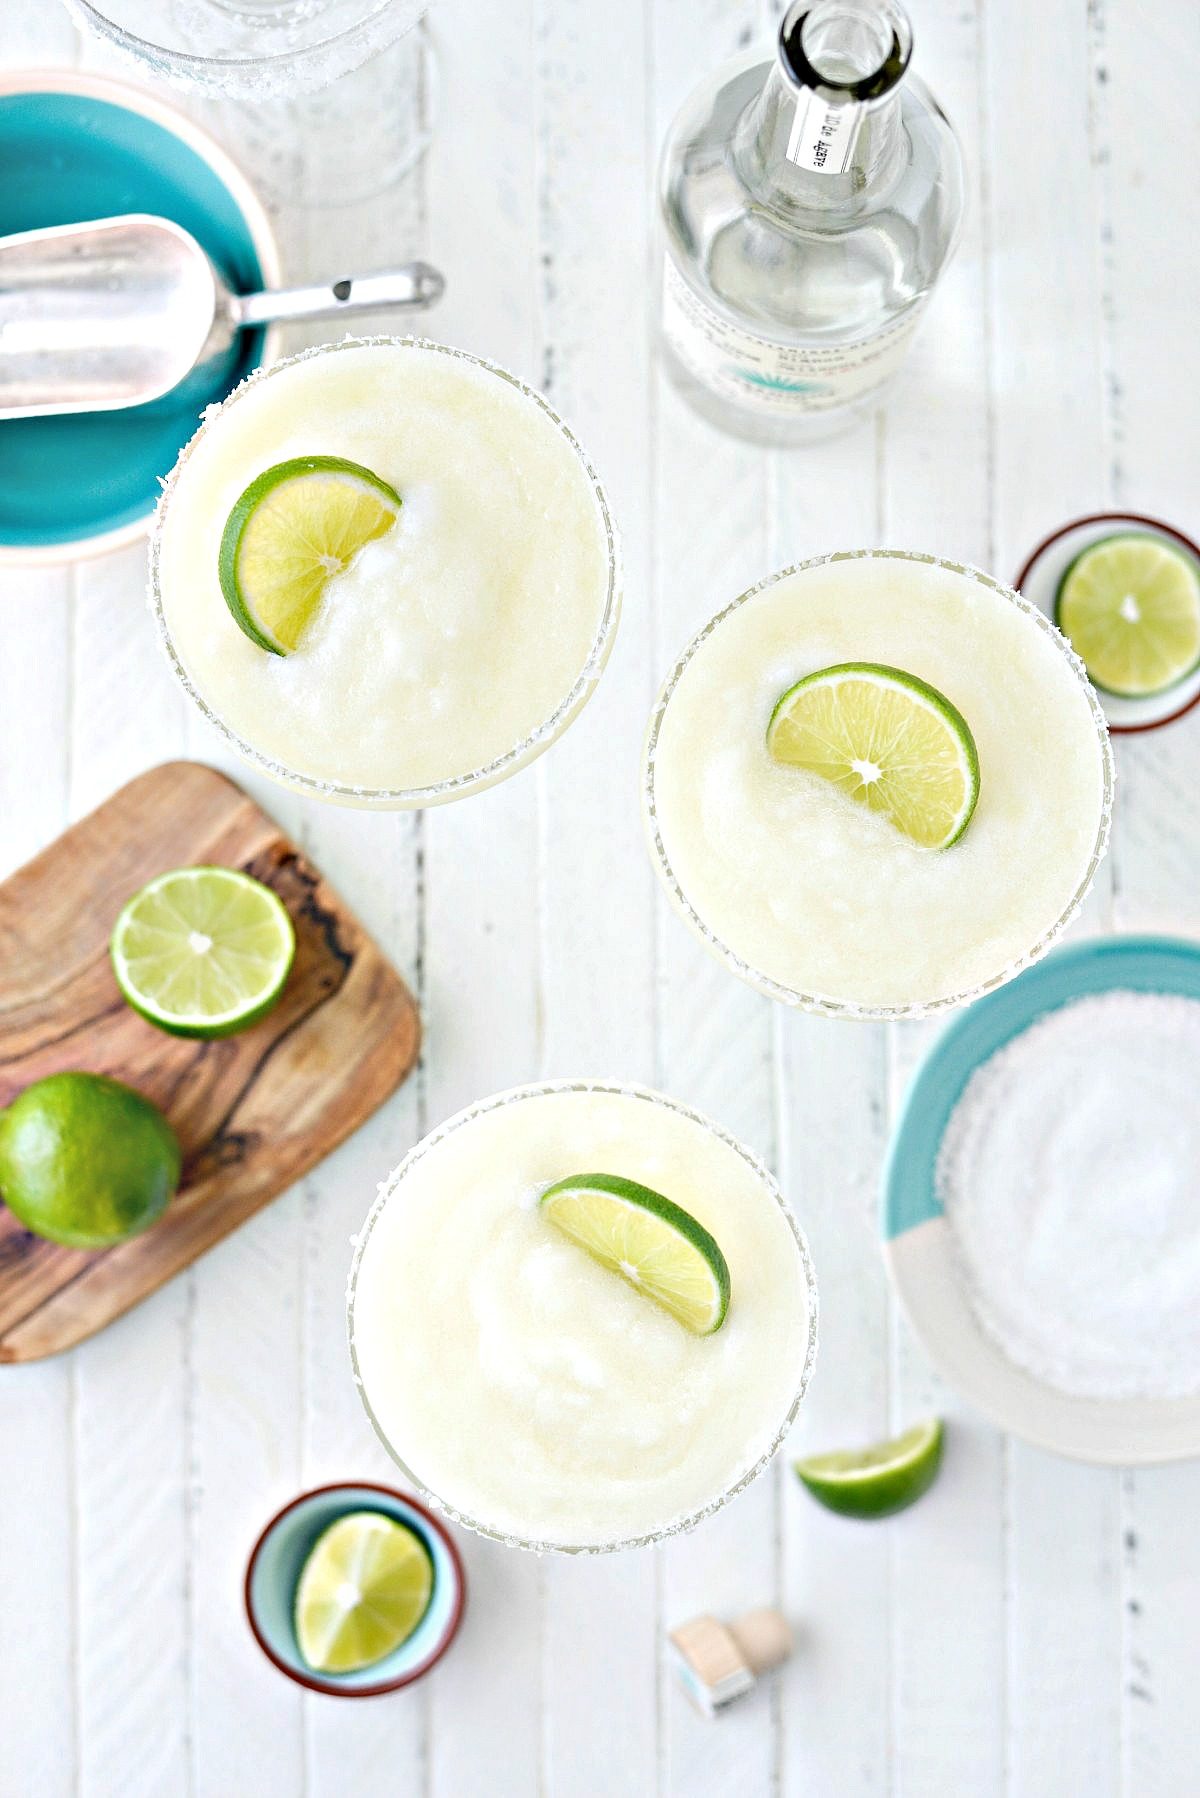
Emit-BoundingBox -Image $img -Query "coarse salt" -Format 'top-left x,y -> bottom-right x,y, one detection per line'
937,990 -> 1200,1400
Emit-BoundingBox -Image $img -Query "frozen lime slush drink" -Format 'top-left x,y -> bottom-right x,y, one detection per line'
349,1083 -> 817,1552
645,551 -> 1113,1017
152,339 -> 618,806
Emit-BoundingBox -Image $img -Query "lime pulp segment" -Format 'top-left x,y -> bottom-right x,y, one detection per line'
293,1511 -> 434,1675
218,455 -> 401,655
1054,532 -> 1200,698
539,1171 -> 731,1334
794,1418 -> 944,1519
110,866 -> 295,1039
766,663 -> 980,850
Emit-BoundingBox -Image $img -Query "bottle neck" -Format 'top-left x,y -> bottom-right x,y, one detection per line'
737,0 -> 911,213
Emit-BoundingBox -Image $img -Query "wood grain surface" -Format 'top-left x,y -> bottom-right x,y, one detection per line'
0,761 -> 419,1362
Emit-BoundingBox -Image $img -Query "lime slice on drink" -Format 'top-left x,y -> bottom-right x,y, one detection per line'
794,1418 -> 944,1519
110,866 -> 295,1039
293,1512 -> 434,1675
1054,532 -> 1200,697
767,663 -> 980,850
218,455 -> 401,655
539,1172 -> 731,1334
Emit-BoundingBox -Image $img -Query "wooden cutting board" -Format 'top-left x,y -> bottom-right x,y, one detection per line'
0,761 -> 420,1363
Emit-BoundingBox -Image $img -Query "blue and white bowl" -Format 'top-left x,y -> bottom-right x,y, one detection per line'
882,934 -> 1200,1466
1015,512 -> 1200,735
0,68 -> 281,565
245,1483 -> 466,1697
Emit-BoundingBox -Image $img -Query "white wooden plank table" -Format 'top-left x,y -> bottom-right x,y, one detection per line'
1,0 -> 1198,1792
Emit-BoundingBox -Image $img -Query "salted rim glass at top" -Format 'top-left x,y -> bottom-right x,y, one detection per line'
63,0 -> 431,100
345,1080 -> 820,1556
148,336 -> 621,811
642,549 -> 1116,1023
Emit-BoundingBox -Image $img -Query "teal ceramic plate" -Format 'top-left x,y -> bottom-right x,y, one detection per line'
245,1483 -> 466,1696
882,934 -> 1200,1464
0,70 -> 280,564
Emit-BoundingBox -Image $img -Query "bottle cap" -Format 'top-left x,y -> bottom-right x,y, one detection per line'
668,1607 -> 794,1716
728,1608 -> 793,1674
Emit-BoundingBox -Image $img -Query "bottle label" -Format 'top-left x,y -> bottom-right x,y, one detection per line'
785,92 -> 863,174
661,259 -> 925,415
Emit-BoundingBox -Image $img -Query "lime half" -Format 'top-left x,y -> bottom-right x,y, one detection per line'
294,1512 -> 434,1675
767,664 -> 979,851
111,866 -> 295,1039
219,455 -> 401,655
1054,532 -> 1200,697
539,1172 -> 731,1334
794,1419 -> 944,1520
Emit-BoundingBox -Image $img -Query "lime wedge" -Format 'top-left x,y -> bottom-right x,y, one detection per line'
539,1171 -> 731,1334
767,663 -> 980,850
1054,532 -> 1200,697
794,1419 -> 944,1519
294,1511 -> 434,1675
110,866 -> 295,1039
218,454 -> 401,655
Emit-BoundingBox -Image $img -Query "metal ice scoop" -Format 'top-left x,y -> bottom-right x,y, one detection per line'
0,213 -> 446,419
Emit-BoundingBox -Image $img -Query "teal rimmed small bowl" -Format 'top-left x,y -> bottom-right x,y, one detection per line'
0,68 -> 280,565
882,934 -> 1200,1465
245,1483 -> 466,1697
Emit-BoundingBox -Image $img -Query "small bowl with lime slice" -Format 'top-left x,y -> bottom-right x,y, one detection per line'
1015,512 -> 1200,733
245,1483 -> 465,1697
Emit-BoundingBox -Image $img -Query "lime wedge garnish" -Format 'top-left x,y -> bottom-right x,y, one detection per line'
767,663 -> 980,850
293,1511 -> 434,1675
794,1419 -> 944,1520
218,454 -> 401,655
110,866 -> 295,1040
1054,532 -> 1200,697
539,1172 -> 731,1334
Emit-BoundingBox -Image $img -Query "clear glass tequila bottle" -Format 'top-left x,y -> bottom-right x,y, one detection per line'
657,0 -> 964,444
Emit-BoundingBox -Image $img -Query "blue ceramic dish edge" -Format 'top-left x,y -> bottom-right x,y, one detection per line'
881,932 -> 1200,1241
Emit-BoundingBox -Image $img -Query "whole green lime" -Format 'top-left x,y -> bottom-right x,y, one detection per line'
0,1072 -> 181,1249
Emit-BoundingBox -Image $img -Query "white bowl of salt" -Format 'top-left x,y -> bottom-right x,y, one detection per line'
883,934 -> 1200,1464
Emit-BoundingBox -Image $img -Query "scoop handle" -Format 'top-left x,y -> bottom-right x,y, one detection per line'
233,261 -> 445,329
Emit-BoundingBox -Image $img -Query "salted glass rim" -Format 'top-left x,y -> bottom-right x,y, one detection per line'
345,1078 -> 820,1555
642,548 -> 1116,1022
66,0 -> 420,79
148,335 -> 621,808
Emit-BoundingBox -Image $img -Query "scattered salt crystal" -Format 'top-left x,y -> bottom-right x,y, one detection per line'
937,990 -> 1200,1400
